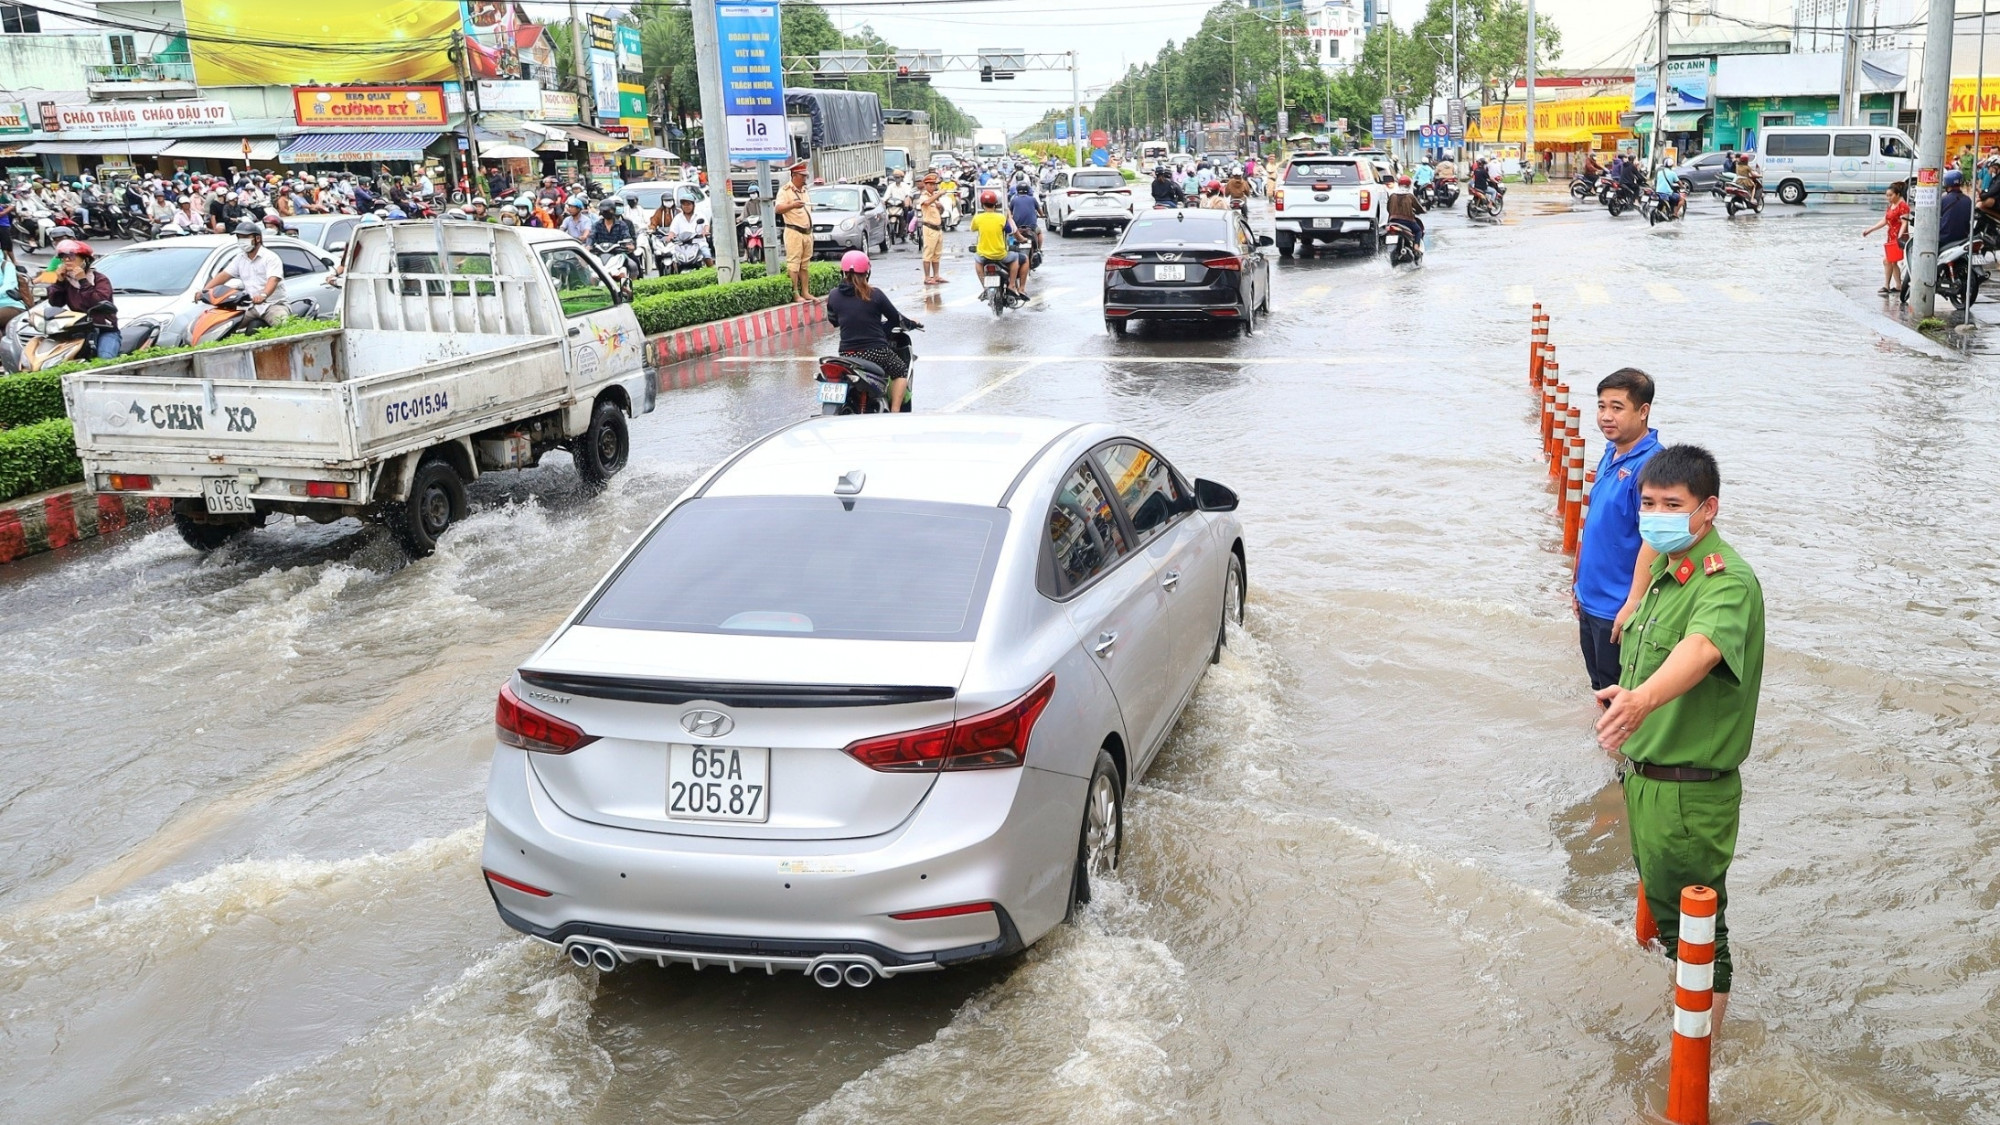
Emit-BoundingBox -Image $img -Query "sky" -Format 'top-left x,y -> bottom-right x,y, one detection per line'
815,0 -> 1659,131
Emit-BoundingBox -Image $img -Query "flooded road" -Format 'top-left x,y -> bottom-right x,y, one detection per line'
2,190 -> 1994,1124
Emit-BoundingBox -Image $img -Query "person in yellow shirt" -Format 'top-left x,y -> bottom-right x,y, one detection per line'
969,189 -> 1026,298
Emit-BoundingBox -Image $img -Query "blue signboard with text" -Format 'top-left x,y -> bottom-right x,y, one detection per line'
716,1 -> 788,160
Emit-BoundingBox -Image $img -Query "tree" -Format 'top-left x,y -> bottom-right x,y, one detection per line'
1466,0 -> 1561,143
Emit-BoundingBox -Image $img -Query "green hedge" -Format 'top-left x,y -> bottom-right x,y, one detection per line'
632,262 -> 769,299
631,264 -> 837,335
0,319 -> 338,431
0,418 -> 81,501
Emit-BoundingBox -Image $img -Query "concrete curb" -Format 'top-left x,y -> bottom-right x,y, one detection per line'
0,487 -> 172,564
646,298 -> 827,368
0,299 -> 831,567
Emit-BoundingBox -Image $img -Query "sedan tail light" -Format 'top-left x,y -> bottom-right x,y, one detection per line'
496,682 -> 599,754
1203,255 -> 1242,271
484,869 -> 553,897
1104,255 -> 1139,270
844,675 -> 1055,772
890,901 -> 996,921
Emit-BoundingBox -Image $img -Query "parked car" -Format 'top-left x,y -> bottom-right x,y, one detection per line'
278,214 -> 363,255
1670,152 -> 1735,193
1102,207 -> 1274,336
810,184 -> 889,256
1047,167 -> 1137,236
1757,125 -> 1918,204
480,414 -> 1246,985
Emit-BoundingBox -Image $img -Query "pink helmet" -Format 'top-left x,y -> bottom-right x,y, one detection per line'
839,249 -> 871,273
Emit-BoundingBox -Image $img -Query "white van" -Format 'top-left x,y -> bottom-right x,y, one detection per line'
1758,125 -> 1917,204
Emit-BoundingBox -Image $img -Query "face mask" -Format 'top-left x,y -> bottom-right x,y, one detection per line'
237,238 -> 255,252
1639,506 -> 1706,555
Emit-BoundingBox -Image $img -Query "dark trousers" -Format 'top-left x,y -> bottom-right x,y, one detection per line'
1579,611 -> 1620,693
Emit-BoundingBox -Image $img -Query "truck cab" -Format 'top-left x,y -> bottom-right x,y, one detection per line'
1273,155 -> 1386,257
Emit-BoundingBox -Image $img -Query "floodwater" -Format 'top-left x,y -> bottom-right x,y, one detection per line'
1,191 -> 1993,1124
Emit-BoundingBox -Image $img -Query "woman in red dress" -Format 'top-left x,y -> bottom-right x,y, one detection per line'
1865,182 -> 1911,295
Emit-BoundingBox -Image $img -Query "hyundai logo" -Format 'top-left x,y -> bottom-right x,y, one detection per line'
1158,252 -> 1181,261
680,709 -> 734,738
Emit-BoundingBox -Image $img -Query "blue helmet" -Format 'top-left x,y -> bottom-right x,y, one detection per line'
385,206 -> 408,219
1944,170 -> 1964,188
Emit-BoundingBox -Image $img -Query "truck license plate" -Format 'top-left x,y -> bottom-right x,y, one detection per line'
1313,218 -> 1334,229
668,745 -> 770,822
202,477 -> 255,515
1153,264 -> 1185,281
817,380 -> 849,404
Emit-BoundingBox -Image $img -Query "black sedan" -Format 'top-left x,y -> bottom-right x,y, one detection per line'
1102,209 -> 1274,337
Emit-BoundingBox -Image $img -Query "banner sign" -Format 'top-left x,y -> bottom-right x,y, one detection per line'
186,0 -> 456,85
589,14 -> 616,52
1634,58 -> 1710,112
590,52 -> 620,121
0,102 -> 29,135
47,100 -> 236,132
618,82 -> 648,119
294,86 -> 448,127
717,0 -> 788,160
616,25 -> 644,76
538,90 -> 581,123
476,80 -> 542,113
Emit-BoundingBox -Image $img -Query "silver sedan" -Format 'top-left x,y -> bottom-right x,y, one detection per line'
481,414 -> 1246,986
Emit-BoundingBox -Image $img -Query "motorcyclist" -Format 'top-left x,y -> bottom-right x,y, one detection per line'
1009,182 -> 1043,255
44,239 -> 120,358
588,199 -> 637,259
468,197 -> 491,223
1653,161 -> 1687,219
560,198 -> 590,240
1616,156 -> 1643,203
971,189 -> 1028,298
666,195 -> 714,268
1199,181 -> 1228,210
1386,174 -> 1424,259
826,250 -> 922,412
1581,153 -> 1603,185
1939,169 -> 1972,247
1151,166 -> 1185,208
206,221 -> 290,329
1470,159 -> 1498,207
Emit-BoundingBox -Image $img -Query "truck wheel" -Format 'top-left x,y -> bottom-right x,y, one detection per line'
574,399 -> 631,487
173,510 -> 249,552
388,459 -> 466,557
1275,231 -> 1295,258
1359,224 -> 1379,255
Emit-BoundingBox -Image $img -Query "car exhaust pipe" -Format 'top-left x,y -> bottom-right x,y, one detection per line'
567,944 -> 593,969
592,947 -> 619,972
842,962 -> 876,988
812,962 -> 846,988
564,939 -> 620,973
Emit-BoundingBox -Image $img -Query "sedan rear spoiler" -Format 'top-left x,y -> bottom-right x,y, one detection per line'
519,670 -> 955,709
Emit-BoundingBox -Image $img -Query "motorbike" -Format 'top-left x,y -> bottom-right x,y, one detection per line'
1430,177 -> 1461,208
815,325 -> 918,415
188,283 -> 257,346
939,186 -> 961,231
886,198 -> 909,245
1569,172 -> 1601,199
1937,233 -> 1989,310
653,228 -> 706,275
1604,180 -> 1642,217
1718,173 -> 1765,217
1384,218 -> 1423,266
591,240 -> 639,300
1466,183 -> 1506,222
971,243 -> 1026,317
10,301 -> 115,371
740,218 -> 765,259
1640,188 -> 1687,227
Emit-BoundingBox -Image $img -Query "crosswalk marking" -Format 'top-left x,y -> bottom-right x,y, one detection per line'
1302,284 -> 1330,299
1574,282 -> 1610,306
1506,284 -> 1535,306
1645,282 -> 1686,303
1713,282 -> 1763,303
1433,284 -> 1461,300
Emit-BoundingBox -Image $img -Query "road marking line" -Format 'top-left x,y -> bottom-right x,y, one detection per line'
1507,284 -> 1535,306
1645,282 -> 1686,303
716,355 -> 1401,365
1303,285 -> 1330,299
940,359 -> 1046,413
1574,282 -> 1610,306
1714,281 -> 1763,303
1026,286 -> 1073,308
1434,284 -> 1461,300
1359,289 -> 1383,308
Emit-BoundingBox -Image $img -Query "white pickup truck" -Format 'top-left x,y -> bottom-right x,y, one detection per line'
63,222 -> 653,554
1273,154 -> 1386,257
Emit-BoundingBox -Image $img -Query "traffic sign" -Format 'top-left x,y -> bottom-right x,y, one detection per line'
1091,147 -> 1109,166
1054,120 -> 1067,140
718,1 -> 789,160
1090,128 -> 1108,148
1370,114 -> 1385,140
1391,114 -> 1406,139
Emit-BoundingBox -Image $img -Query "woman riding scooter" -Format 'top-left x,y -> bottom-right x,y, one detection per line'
825,250 -> 922,412
44,239 -> 119,358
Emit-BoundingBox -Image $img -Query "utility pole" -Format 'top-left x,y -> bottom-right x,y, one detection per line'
1525,0 -> 1536,179
453,33 -> 484,196
1649,0 -> 1669,177
1839,0 -> 1863,125
1451,0 -> 1461,161
1071,50 -> 1082,168
690,0 -> 741,281
570,1 -> 591,118
1911,0 -> 1953,316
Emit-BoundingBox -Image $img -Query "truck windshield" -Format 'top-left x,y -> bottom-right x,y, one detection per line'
582,497 -> 1008,641
1287,162 -> 1363,184
94,246 -> 212,295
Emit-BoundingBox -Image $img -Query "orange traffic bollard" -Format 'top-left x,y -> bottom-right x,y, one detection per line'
1530,307 -> 1548,388
1540,363 -> 1559,456
1637,880 -> 1660,946
1549,383 -> 1570,471
1665,885 -> 1719,1125
1562,436 -> 1585,553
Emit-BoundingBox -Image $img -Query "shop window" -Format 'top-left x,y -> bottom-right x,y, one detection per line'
108,34 -> 136,65
0,4 -> 42,32
1869,111 -> 1889,127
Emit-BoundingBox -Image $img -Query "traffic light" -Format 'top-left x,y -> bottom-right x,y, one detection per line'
981,64 -> 993,82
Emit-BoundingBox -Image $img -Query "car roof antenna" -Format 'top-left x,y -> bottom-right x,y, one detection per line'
834,470 -> 866,497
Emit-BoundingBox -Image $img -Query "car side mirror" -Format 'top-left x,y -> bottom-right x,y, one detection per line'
1256,234 -> 1275,247
1193,478 -> 1238,513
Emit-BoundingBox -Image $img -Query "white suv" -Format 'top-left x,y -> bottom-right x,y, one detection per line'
1048,167 -> 1137,235
1273,156 -> 1386,257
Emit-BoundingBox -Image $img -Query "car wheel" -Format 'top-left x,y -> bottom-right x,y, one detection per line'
573,399 -> 630,487
1275,231 -> 1295,258
1066,749 -> 1123,917
1212,551 -> 1245,663
1778,180 -> 1806,205
387,458 -> 466,557
172,508 -> 253,552
1239,297 -> 1255,336
1106,317 -> 1127,336
1360,224 -> 1379,255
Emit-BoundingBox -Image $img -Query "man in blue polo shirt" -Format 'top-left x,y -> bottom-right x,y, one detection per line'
1574,367 -> 1663,693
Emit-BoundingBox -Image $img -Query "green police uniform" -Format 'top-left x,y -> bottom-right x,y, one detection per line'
1618,527 -> 1764,994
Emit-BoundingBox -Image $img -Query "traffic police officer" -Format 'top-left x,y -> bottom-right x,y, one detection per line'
1594,444 -> 1765,1030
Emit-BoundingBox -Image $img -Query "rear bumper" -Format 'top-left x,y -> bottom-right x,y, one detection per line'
480,745 -> 1083,970
1276,216 -> 1374,235
1060,210 -> 1133,228
1103,282 -> 1245,320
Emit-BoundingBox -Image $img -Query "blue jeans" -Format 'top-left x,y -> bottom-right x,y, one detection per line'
94,327 -> 121,360
1578,611 -> 1620,694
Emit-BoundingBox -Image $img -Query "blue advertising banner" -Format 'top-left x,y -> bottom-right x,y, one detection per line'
717,1 -> 788,160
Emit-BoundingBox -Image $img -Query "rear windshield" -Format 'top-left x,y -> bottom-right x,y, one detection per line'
582,497 -> 1008,641
1287,161 -> 1364,184
1121,213 -> 1229,244
1071,171 -> 1125,190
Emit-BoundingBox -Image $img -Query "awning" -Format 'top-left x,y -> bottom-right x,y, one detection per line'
163,139 -> 280,161
1631,112 -> 1711,135
559,125 -> 628,152
278,131 -> 444,165
21,139 -> 176,156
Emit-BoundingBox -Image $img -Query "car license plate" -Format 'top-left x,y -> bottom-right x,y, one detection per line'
817,380 -> 848,404
202,477 -> 255,515
668,745 -> 770,822
1313,218 -> 1334,229
1154,264 -> 1185,281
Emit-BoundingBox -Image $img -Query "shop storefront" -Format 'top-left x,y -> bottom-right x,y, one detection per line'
1712,95 -> 1894,152
1470,94 -> 1634,173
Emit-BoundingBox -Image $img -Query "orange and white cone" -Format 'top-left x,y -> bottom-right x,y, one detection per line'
1666,885 -> 1718,1125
